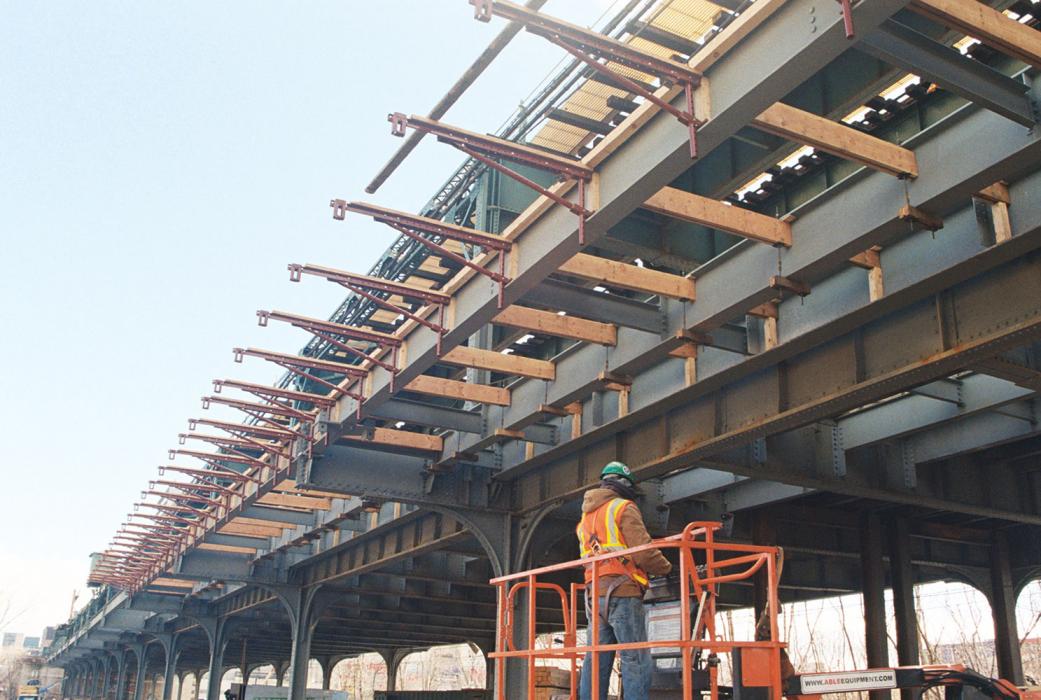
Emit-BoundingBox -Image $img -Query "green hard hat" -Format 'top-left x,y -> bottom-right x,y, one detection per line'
601,461 -> 635,484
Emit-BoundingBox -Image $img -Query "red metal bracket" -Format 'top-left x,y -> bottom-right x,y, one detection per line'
329,200 -> 513,308
837,0 -> 854,38
178,431 -> 290,460
202,393 -> 315,422
169,448 -> 267,470
212,378 -> 337,408
258,309 -> 403,391
386,113 -> 596,244
233,345 -> 368,419
189,416 -> 298,442
289,262 -> 451,355
151,478 -> 240,499
159,464 -> 256,485
470,0 -> 704,158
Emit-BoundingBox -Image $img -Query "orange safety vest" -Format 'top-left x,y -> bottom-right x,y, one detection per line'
575,498 -> 650,589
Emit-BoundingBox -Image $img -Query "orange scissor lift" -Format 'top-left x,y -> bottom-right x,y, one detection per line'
490,520 -> 1041,700
490,521 -> 785,700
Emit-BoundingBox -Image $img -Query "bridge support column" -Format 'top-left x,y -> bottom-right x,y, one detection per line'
989,531 -> 1024,684
274,661 -> 286,687
751,512 -> 777,624
889,517 -> 919,700
860,512 -> 889,700
159,634 -> 179,700
316,657 -> 333,690
114,651 -> 129,700
101,655 -> 113,700
202,618 -> 230,700
452,506 -> 558,699
130,645 -> 147,700
281,586 -> 336,700
377,649 -> 407,692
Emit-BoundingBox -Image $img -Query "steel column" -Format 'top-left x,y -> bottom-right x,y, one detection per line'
989,530 -> 1025,684
860,512 -> 889,700
888,517 -> 920,700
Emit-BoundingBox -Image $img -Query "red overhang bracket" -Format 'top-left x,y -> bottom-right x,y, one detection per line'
470,0 -> 705,157
386,113 -> 597,244
328,200 -> 513,308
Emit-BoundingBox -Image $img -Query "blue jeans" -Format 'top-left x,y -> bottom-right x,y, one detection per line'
579,595 -> 652,700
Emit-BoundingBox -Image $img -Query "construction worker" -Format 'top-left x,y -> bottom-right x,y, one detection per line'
577,461 -> 672,700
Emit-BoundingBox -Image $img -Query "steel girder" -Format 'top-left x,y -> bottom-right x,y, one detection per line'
305,97 -> 1041,519
507,246 -> 1041,520
451,85 -> 1041,474
861,21 -> 1036,127
317,0 -> 911,428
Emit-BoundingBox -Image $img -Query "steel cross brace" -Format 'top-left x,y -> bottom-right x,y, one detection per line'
257,309 -> 402,391
329,200 -> 513,308
387,112 -> 596,243
289,262 -> 451,354
471,0 -> 704,158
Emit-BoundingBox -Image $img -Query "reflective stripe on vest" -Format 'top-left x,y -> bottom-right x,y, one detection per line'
575,498 -> 650,588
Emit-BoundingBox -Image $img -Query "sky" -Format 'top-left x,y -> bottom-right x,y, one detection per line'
0,0 -> 621,636
2,0 -> 1039,656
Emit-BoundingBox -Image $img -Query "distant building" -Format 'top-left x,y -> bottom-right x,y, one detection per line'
2,633 -> 24,648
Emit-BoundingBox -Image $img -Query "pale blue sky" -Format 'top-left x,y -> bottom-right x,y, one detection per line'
0,0 -> 616,634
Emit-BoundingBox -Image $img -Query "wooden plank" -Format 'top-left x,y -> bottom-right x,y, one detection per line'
341,428 -> 443,453
911,0 -> 1041,68
558,253 -> 696,301
643,187 -> 792,246
977,181 -> 1011,205
233,517 -> 297,530
404,375 -> 510,406
256,492 -> 332,510
849,249 -> 882,269
752,102 -> 918,178
152,577 -> 195,589
197,542 -> 256,555
220,522 -> 282,538
494,305 -> 617,345
441,345 -> 556,380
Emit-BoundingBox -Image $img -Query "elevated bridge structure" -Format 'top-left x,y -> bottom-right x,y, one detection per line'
47,0 -> 1041,697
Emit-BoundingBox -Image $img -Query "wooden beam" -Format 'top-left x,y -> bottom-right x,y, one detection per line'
404,375 -> 510,406
197,542 -> 256,555
911,0 -> 1041,69
441,345 -> 556,380
752,102 -> 918,178
341,428 -> 443,453
494,305 -> 617,345
643,187 -> 792,246
220,522 -> 282,538
256,492 -> 332,510
152,577 -> 195,589
233,517 -> 296,530
977,181 -> 1011,205
558,253 -> 696,301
